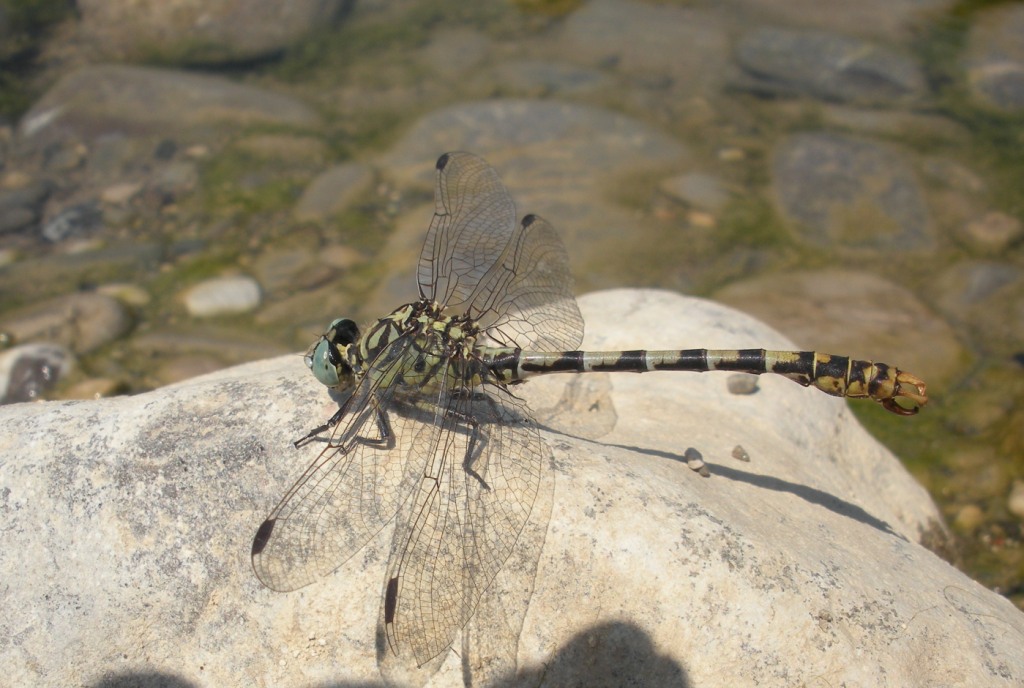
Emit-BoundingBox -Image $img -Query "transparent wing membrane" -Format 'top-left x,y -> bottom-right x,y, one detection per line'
252,336 -> 427,591
418,152 -> 518,311
378,382 -> 545,668
420,152 -> 584,352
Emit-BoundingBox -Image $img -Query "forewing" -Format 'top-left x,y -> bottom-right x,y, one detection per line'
418,152 -> 518,310
251,336 -> 424,592
419,152 -> 583,351
378,379 -> 547,678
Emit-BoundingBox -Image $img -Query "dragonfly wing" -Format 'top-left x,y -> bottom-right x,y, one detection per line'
418,151 -> 518,310
469,213 -> 583,351
419,152 -> 583,351
251,338 -> 425,592
378,379 -> 548,675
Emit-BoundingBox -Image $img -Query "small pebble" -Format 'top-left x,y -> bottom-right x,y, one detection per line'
953,504 -> 984,532
687,210 -> 717,229
41,202 -> 103,242
0,343 -> 75,403
731,445 -> 751,462
684,447 -> 711,477
659,172 -> 730,212
185,144 -> 210,158
718,147 -> 745,162
154,139 -> 177,160
1008,480 -> 1024,521
961,211 -> 1023,253
101,182 -> 143,205
183,276 -> 262,317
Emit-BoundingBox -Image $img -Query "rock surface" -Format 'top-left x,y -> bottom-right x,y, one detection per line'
293,162 -> 374,223
734,27 -> 927,104
0,343 -> 75,402
560,0 -> 729,91
727,0 -> 953,41
2,289 -> 1021,688
17,65 -> 321,154
713,269 -> 964,387
772,132 -> 933,251
963,4 -> 1024,111
77,0 -> 350,64
0,292 -> 132,354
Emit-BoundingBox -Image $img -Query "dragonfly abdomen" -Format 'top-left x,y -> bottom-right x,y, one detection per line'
492,348 -> 927,415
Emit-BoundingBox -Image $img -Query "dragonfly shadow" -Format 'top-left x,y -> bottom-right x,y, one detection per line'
544,424 -> 905,541
308,619 -> 689,688
707,462 -> 903,539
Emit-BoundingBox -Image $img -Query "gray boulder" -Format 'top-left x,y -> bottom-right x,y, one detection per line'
2,289 -> 1020,687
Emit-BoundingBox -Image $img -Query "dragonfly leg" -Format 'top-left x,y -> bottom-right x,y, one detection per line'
351,408 -> 396,449
294,403 -> 394,449
445,394 -> 492,490
294,404 -> 347,448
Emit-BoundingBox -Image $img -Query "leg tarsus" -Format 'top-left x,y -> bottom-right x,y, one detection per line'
294,405 -> 346,448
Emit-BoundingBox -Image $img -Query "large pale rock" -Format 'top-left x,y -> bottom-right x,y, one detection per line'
181,275 -> 263,317
2,289 -> 1021,687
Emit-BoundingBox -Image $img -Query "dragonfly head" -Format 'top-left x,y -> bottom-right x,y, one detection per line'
305,318 -> 360,389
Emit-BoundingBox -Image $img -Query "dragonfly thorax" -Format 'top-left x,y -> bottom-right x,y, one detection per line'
307,299 -> 487,394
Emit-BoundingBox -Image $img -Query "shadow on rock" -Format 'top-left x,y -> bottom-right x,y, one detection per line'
89,671 -> 198,688
495,619 -> 690,688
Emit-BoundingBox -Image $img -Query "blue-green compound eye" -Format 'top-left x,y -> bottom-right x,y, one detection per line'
307,318 -> 360,388
308,338 -> 341,387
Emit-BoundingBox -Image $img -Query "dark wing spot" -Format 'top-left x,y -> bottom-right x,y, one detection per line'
522,213 -> 537,227
252,518 -> 276,556
436,152 -> 451,170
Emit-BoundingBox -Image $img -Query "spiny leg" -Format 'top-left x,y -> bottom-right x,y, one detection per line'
295,406 -> 394,449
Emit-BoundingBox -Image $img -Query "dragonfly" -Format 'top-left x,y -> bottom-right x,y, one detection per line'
251,151 -> 928,678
